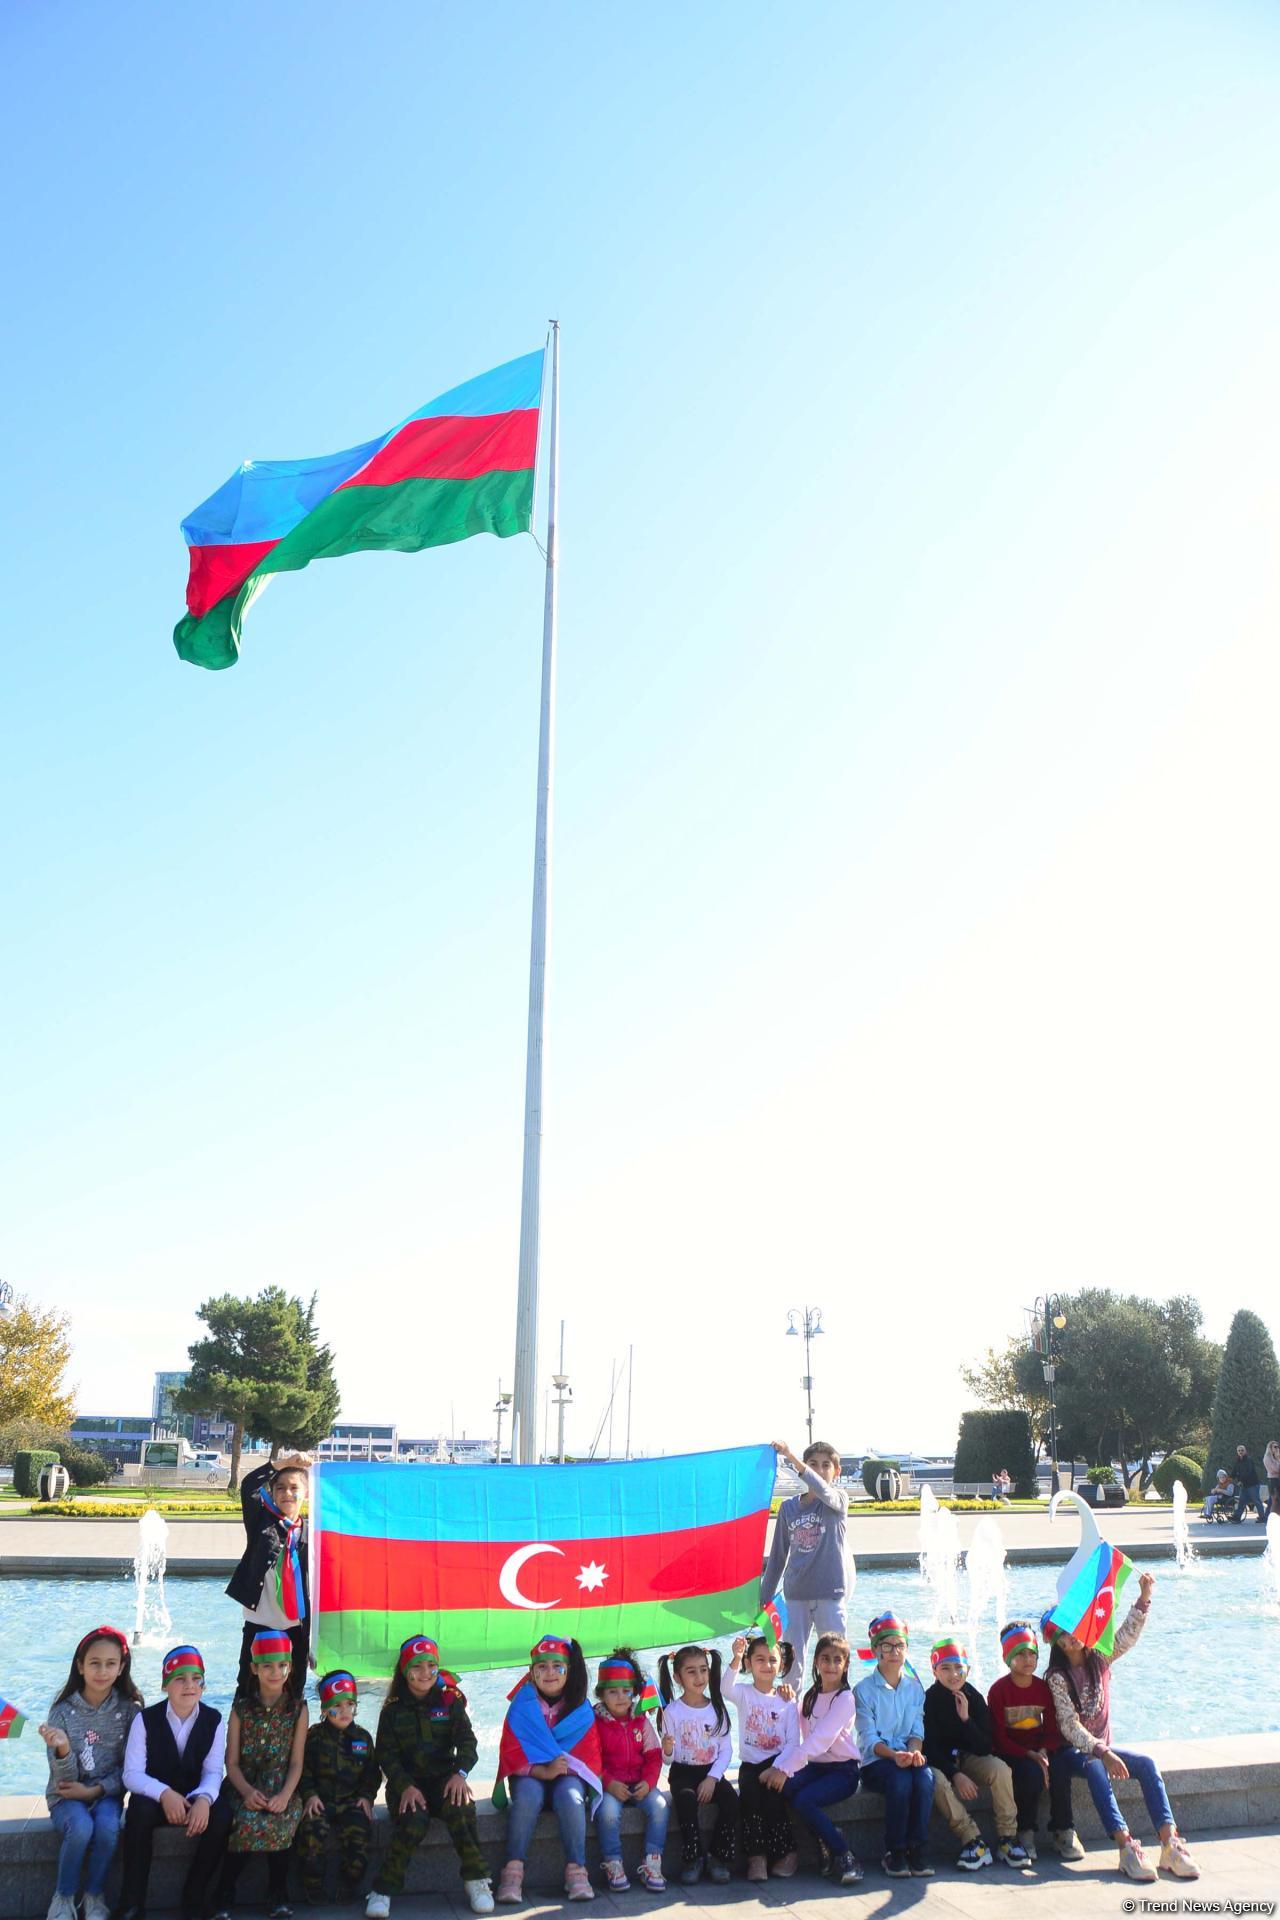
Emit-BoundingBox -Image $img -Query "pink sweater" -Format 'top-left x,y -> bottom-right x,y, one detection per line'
776,1687 -> 860,1776
594,1706 -> 663,1789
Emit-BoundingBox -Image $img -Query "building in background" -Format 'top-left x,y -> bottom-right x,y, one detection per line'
151,1369 -> 240,1456
70,1413 -> 157,1464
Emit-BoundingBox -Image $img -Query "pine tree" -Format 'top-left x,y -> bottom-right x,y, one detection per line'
1206,1309 -> 1280,1491
175,1286 -> 340,1487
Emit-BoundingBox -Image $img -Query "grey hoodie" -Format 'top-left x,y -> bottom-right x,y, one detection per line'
44,1691 -> 140,1810
759,1465 -> 849,1604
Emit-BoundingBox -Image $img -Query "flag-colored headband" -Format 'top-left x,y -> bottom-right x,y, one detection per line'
162,1646 -> 204,1683
868,1612 -> 909,1646
319,1671 -> 358,1708
77,1625 -> 130,1658
1039,1610 -> 1061,1644
599,1659 -> 635,1687
929,1637 -> 968,1670
250,1630 -> 293,1663
398,1636 -> 440,1672
1001,1625 -> 1039,1665
531,1635 -> 572,1662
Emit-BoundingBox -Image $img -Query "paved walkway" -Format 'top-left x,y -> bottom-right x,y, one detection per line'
0,1504 -> 1272,1574
143,1828 -> 1279,1920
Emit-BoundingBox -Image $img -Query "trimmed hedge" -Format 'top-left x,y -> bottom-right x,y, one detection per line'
13,1448 -> 60,1497
1152,1452 -> 1201,1500
953,1410 -> 1036,1498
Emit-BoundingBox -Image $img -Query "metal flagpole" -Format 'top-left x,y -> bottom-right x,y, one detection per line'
511,320 -> 559,1464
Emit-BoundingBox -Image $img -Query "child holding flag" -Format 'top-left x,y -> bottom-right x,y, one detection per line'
370,1636 -> 491,1917
228,1454 -> 312,1702
38,1625 -> 142,1920
852,1614 -> 935,1879
767,1633 -> 862,1886
921,1638 -> 1025,1870
986,1623 -> 1079,1861
295,1671 -> 381,1906
1044,1573 -> 1199,1883
724,1633 -> 799,1881
495,1635 -> 601,1905
591,1650 -> 668,1892
212,1630 -> 307,1919
761,1441 -> 849,1683
115,1645 -> 232,1920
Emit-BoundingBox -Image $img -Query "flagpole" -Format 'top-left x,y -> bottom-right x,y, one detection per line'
512,320 -> 559,1465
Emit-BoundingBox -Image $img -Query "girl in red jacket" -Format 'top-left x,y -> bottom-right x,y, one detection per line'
593,1652 -> 668,1892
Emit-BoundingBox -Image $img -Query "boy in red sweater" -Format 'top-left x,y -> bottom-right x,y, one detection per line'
986,1624 -> 1081,1861
593,1652 -> 668,1892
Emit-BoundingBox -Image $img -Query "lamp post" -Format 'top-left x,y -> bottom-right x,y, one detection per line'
492,1385 -> 513,1465
1027,1295 -> 1068,1497
0,1279 -> 12,1321
551,1373 -> 572,1463
785,1306 -> 824,1447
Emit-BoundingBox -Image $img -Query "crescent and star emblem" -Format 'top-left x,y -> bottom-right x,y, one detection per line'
497,1544 -> 610,1607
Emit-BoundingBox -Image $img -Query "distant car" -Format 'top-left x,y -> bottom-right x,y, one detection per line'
194,1450 -> 222,1470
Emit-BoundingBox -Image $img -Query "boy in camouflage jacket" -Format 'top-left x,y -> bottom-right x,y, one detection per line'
296,1671 -> 381,1901
367,1637 -> 492,1917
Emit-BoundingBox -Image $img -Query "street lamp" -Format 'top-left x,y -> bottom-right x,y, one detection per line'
785,1307 -> 824,1447
0,1280 -> 12,1321
551,1373 -> 572,1464
492,1385 -> 513,1464
1026,1295 -> 1068,1497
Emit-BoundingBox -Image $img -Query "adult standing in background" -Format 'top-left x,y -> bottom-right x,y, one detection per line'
1230,1444 -> 1266,1524
760,1439 -> 849,1682
1263,1439 -> 1280,1517
227,1451 -> 314,1698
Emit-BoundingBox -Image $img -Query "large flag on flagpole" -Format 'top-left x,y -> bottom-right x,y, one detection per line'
311,1443 -> 775,1677
174,350 -> 545,669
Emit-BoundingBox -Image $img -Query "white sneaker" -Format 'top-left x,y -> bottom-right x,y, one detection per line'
1119,1840 -> 1157,1883
45,1898 -> 76,1920
366,1895 -> 392,1919
466,1881 -> 496,1914
1160,1836 -> 1200,1880
83,1899 -> 111,1920
1016,1830 -> 1037,1862
1054,1828 -> 1085,1861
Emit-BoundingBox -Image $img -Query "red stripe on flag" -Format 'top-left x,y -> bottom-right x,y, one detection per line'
185,539 -> 279,617
317,1511 -> 761,1614
0,1702 -> 23,1738
340,411 -> 538,490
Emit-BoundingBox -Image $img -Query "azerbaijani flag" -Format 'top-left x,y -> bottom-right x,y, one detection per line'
1047,1542 -> 1134,1658
0,1698 -> 28,1739
494,1683 -> 602,1809
313,1444 -> 776,1677
174,350 -> 544,670
752,1595 -> 789,1647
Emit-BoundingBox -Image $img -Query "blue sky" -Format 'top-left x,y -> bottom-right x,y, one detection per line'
3,2 -> 1277,1456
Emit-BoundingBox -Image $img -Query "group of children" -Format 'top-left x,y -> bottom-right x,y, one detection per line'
38,1580 -> 1200,1918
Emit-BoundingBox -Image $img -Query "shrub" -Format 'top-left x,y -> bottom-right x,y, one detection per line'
13,1448 -> 61,1497
861,1457 -> 901,1498
1086,1464 -> 1116,1484
1152,1452 -> 1201,1500
1177,1442 -> 1208,1470
953,1410 -> 1037,1497
1206,1310 -> 1280,1491
58,1442 -> 113,1488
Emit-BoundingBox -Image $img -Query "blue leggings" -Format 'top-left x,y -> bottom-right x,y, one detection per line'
51,1797 -> 123,1897
505,1773 -> 589,1867
783,1760 -> 861,1856
1055,1746 -> 1173,1840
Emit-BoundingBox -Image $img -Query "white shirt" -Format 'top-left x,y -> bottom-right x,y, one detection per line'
122,1703 -> 226,1804
723,1671 -> 798,1764
659,1698 -> 732,1777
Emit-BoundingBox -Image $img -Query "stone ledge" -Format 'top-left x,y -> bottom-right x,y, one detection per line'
3,1734 -> 1278,1920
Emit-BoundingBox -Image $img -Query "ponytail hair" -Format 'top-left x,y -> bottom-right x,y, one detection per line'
744,1634 -> 795,1682
802,1632 -> 852,1719
659,1645 -> 730,1737
561,1639 -> 589,1715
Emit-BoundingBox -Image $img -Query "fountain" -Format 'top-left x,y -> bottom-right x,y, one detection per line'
1171,1479 -> 1197,1571
132,1507 -> 173,1647
918,1484 -> 962,1627
964,1516 -> 1009,1684
1265,1512 -> 1280,1610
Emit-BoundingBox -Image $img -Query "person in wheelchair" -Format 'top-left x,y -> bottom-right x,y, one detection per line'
1201,1470 -> 1234,1521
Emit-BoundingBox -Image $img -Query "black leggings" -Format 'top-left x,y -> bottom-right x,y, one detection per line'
667,1763 -> 737,1864
218,1847 -> 292,1905
737,1759 -> 795,1862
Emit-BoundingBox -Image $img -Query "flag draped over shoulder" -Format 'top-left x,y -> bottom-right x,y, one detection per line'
313,1444 -> 776,1677
174,350 -> 544,670
493,1682 -> 602,1809
1047,1542 -> 1134,1658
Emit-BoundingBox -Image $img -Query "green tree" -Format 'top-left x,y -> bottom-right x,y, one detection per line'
0,1296 -> 75,1433
959,1338 -> 1051,1456
1206,1310 -> 1280,1487
175,1287 -> 339,1488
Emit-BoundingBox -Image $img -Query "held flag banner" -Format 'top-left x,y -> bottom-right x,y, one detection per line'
312,1444 -> 776,1677
0,1699 -> 28,1739
1047,1542 -> 1135,1659
174,350 -> 544,670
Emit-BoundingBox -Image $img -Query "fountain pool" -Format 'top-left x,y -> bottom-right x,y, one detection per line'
2,1553 -> 1276,1797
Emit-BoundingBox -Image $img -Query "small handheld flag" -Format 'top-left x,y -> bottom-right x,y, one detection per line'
1046,1543 -> 1135,1658
632,1677 -> 660,1717
752,1596 -> 789,1646
0,1699 -> 30,1739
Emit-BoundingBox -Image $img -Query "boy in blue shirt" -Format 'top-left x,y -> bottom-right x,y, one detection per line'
853,1613 -> 935,1879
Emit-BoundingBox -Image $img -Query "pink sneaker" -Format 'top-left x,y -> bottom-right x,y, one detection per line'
565,1865 -> 595,1902
638,1854 -> 666,1893
495,1863 -> 524,1905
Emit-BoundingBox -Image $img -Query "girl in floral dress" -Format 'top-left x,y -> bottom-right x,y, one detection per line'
213,1631 -> 308,1919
